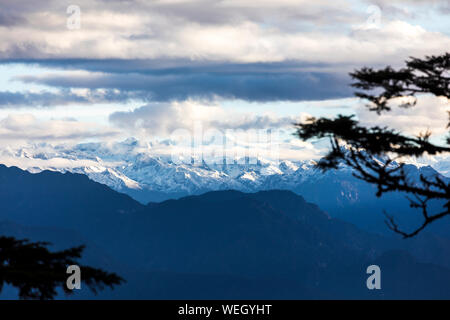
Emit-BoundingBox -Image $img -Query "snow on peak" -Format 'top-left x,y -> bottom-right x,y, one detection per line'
0,139 -> 446,202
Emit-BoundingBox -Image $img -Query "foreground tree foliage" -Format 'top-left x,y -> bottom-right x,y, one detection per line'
296,53 -> 450,238
0,236 -> 123,299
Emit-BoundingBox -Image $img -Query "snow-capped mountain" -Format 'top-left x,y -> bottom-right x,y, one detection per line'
0,138 -> 446,207
0,138 -> 312,201
2,138 -> 449,237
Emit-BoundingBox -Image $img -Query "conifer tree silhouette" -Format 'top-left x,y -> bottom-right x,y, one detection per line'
0,236 -> 123,299
296,53 -> 450,237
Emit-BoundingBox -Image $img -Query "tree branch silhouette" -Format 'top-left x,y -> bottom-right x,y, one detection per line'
295,53 -> 450,238
0,236 -> 124,299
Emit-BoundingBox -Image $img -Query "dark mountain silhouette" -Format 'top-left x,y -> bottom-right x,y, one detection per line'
1,164 -> 450,299
0,221 -> 120,271
288,165 -> 450,237
0,164 -> 143,247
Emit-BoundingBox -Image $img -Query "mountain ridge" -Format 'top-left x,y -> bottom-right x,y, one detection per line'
2,140 -> 447,236
1,165 -> 450,299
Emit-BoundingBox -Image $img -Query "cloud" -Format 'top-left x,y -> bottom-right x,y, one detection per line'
357,95 -> 450,143
372,0 -> 450,14
0,0 -> 448,106
0,0 -> 446,166
109,100 -> 307,136
0,0 -> 448,65
0,11 -> 26,27
0,114 -> 118,141
0,88 -> 145,108
15,68 -> 352,103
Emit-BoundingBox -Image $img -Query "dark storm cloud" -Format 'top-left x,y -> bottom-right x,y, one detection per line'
10,59 -> 353,103
0,89 -> 142,108
0,11 -> 26,27
16,70 -> 352,103
1,58 -> 339,75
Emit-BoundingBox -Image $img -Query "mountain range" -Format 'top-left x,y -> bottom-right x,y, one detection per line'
3,138 -> 449,236
1,164 -> 450,299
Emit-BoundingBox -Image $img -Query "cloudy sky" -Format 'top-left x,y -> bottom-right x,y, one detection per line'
0,0 -> 448,161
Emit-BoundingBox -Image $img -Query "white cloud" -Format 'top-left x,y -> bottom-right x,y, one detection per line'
0,114 -> 118,142
107,100 -> 322,162
0,1 -> 448,67
109,100 -> 308,137
357,95 -> 449,143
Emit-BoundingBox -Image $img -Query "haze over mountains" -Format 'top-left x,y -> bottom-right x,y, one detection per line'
1,164 -> 450,299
